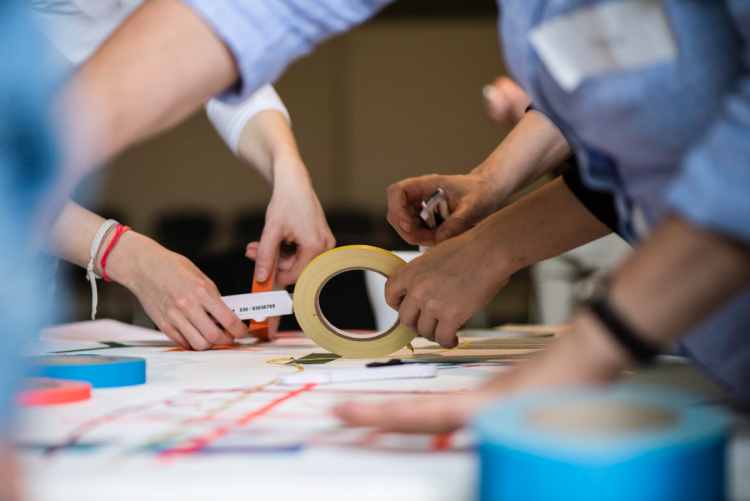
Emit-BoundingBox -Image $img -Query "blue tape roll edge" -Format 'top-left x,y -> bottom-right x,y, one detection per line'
473,386 -> 728,501
30,355 -> 146,388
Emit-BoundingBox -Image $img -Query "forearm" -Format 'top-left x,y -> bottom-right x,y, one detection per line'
236,110 -> 307,186
479,176 -> 611,278
44,200 -> 155,289
60,0 -> 238,172
45,201 -> 108,270
472,110 -> 572,207
610,215 -> 750,344
507,216 -> 750,393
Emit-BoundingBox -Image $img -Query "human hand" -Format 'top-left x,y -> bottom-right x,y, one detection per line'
245,157 -> 335,286
385,224 -> 512,348
483,76 -> 532,127
387,172 -> 504,247
106,232 -> 247,350
336,311 -> 629,433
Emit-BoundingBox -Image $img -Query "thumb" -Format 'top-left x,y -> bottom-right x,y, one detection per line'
254,230 -> 281,283
435,204 -> 474,243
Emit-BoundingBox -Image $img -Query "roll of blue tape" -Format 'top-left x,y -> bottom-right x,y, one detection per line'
30,355 -> 146,388
473,386 -> 727,501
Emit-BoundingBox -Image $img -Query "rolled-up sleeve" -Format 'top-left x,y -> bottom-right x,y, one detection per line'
205,84 -> 290,156
666,3 -> 750,244
179,0 -> 393,104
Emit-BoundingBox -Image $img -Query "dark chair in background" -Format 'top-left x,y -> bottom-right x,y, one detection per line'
154,212 -> 216,262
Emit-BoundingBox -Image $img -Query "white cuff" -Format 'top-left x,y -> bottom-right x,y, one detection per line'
205,84 -> 290,156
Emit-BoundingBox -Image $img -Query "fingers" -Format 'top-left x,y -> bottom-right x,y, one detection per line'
245,241 -> 259,261
335,394 -> 480,434
417,310 -> 437,342
170,314 -> 213,351
434,321 -> 459,349
398,301 -> 422,339
387,180 -> 438,246
435,203 -> 474,243
384,271 -> 407,311
200,287 -> 247,340
276,233 -> 334,287
254,229 -> 281,282
190,308 -> 236,345
159,324 -> 192,350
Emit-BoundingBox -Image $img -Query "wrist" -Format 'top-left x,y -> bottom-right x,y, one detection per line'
270,148 -> 310,188
569,310 -> 634,378
471,162 -> 513,211
99,231 -> 152,290
463,220 -> 520,288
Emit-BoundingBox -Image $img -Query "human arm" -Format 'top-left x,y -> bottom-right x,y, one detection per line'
59,0 -> 393,180
337,214 -> 750,433
387,109 -> 571,246
206,89 -> 334,285
46,201 -> 247,350
483,76 -> 532,127
385,176 -> 611,348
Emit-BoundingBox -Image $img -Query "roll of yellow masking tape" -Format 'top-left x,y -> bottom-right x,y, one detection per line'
294,245 -> 417,358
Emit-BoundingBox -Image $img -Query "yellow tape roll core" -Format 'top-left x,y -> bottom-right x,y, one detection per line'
294,245 -> 417,358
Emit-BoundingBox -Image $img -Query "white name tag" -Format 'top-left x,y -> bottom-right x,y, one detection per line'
529,0 -> 677,92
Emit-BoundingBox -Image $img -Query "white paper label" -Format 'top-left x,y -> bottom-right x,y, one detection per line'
528,0 -> 677,92
221,291 -> 293,322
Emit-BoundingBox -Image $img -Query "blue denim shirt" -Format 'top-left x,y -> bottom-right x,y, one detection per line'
183,0 -> 750,403
0,0 -> 60,432
499,0 -> 750,403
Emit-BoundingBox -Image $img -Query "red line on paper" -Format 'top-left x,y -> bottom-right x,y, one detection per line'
159,383 -> 316,459
431,432 -> 453,451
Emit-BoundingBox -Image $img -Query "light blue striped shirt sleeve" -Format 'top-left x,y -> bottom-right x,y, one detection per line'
179,0 -> 394,104
666,2 -> 750,244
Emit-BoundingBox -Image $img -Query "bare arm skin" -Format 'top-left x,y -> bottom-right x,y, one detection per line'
60,0 -> 238,171
46,201 -> 246,350
337,215 -> 750,433
387,110 -> 572,246
385,176 -> 611,348
47,0 -> 332,343
236,111 -> 335,285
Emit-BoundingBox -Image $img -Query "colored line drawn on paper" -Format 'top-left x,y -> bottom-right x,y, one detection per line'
158,383 -> 317,460
139,380 -> 278,454
44,382 -> 467,460
432,433 -> 453,451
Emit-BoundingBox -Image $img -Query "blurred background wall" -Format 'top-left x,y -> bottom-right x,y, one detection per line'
58,0 -> 539,331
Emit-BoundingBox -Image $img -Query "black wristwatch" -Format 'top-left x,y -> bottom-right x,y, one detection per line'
577,276 -> 660,365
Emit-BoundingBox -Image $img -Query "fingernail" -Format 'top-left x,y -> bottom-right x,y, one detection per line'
399,220 -> 412,232
439,230 -> 452,241
482,85 -> 496,100
255,267 -> 269,282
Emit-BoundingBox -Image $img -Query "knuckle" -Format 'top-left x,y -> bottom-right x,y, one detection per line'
410,286 -> 426,303
309,235 -> 325,251
193,283 -> 210,299
424,299 -> 440,314
172,294 -> 192,313
195,340 -> 212,351
204,328 -> 223,345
